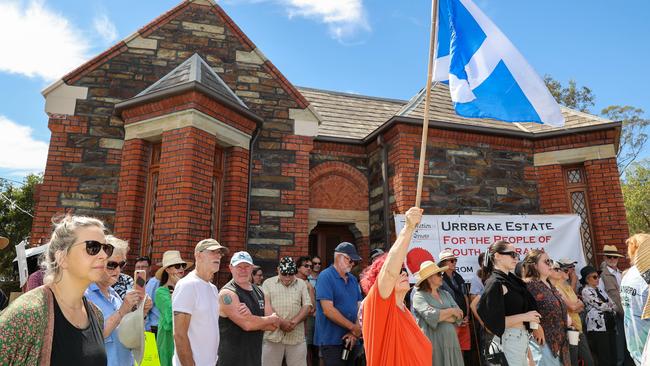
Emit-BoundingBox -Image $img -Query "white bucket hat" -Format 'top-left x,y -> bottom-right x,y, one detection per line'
118,300 -> 145,365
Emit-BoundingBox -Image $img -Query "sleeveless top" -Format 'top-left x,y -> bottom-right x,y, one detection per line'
217,280 -> 265,366
51,295 -> 107,366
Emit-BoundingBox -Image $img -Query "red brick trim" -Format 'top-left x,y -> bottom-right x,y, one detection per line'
310,161 -> 368,193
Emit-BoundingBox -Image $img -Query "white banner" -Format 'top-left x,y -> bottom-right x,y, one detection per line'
394,214 -> 586,282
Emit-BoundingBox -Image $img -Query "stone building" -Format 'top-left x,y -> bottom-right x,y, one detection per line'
31,0 -> 629,280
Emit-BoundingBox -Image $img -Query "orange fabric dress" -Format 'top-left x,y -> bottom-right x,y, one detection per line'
362,285 -> 433,366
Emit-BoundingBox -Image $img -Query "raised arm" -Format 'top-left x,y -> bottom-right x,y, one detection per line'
377,207 -> 422,299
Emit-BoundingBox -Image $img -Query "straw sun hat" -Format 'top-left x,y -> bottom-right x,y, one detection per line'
414,260 -> 448,287
0,236 -> 9,250
600,245 -> 625,258
155,250 -> 193,281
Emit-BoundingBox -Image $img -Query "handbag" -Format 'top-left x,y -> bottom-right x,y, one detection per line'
484,338 -> 509,366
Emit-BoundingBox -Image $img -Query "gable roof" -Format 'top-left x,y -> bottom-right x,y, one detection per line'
299,83 -> 620,142
297,87 -> 406,140
44,0 -> 308,110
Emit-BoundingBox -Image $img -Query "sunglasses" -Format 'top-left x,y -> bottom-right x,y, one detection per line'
106,260 -> 127,270
342,255 -> 355,265
589,274 -> 600,280
497,251 -> 519,259
302,264 -> 312,268
171,263 -> 187,270
73,240 -> 114,257
445,258 -> 458,264
605,255 -> 620,259
313,262 -> 321,266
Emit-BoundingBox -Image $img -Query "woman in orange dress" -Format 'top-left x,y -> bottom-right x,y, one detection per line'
360,207 -> 433,366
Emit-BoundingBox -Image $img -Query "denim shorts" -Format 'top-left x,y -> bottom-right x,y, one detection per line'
491,328 -> 530,366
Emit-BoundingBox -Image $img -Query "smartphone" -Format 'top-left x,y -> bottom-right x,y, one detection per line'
134,270 -> 146,295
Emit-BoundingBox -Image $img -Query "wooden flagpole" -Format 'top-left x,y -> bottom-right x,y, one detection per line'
415,0 -> 440,207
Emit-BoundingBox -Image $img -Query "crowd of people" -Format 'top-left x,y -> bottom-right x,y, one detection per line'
0,211 -> 649,366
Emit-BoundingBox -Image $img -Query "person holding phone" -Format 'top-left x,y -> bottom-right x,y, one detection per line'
86,236 -> 150,366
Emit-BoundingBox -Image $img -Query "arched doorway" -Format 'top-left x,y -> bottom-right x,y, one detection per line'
308,223 -> 356,267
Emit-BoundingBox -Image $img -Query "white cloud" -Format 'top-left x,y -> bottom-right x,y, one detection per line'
283,0 -> 370,41
0,116 -> 48,172
93,13 -> 118,44
0,0 -> 90,81
226,0 -> 370,41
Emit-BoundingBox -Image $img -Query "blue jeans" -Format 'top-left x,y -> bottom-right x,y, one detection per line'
529,339 -> 561,366
492,328 -> 529,366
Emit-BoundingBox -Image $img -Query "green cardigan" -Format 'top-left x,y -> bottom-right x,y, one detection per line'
0,286 -> 103,366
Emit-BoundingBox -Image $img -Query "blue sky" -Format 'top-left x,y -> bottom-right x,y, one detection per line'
0,0 -> 649,184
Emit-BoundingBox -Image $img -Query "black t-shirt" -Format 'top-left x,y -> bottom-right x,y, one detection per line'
217,280 -> 265,366
51,295 -> 107,366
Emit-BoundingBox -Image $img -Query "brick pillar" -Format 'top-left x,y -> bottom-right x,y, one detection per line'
152,126 -> 217,264
220,146 -> 250,254
114,138 -> 149,259
585,158 -> 630,267
535,164 -> 570,214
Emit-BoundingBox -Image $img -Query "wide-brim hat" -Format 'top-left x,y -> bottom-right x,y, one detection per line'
632,235 -> 650,319
600,245 -> 625,258
437,249 -> 457,265
155,250 -> 193,281
579,265 -> 601,285
414,260 -> 448,287
118,300 -> 145,365
0,236 -> 9,250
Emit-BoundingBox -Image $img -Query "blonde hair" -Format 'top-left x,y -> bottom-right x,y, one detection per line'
628,233 -> 650,265
43,215 -> 107,284
105,235 -> 129,258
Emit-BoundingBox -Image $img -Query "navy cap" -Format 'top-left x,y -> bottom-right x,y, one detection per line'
334,242 -> 361,262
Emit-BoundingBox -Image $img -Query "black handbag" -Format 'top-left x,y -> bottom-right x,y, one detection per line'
484,338 -> 509,366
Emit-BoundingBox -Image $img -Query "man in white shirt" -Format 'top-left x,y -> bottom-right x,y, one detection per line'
172,239 -> 228,366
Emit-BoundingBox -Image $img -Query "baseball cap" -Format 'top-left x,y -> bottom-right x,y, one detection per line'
334,242 -> 361,262
230,251 -> 254,266
279,257 -> 297,275
195,238 -> 228,254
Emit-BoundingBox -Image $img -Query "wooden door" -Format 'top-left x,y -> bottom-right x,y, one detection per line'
308,224 -> 356,267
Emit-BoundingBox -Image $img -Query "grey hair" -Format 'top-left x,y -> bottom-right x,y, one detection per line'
105,235 -> 129,258
43,215 -> 107,284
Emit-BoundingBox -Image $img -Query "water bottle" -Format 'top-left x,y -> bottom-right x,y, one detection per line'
341,338 -> 353,360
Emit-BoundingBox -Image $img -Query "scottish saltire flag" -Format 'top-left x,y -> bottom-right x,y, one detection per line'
433,0 -> 565,126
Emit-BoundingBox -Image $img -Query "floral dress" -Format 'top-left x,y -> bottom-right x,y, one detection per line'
526,280 -> 570,366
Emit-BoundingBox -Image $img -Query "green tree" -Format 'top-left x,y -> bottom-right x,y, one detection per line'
544,75 -> 595,112
602,105 -> 649,173
0,174 -> 43,277
544,76 -> 649,174
622,160 -> 650,234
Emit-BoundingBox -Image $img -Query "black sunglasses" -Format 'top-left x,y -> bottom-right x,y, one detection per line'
302,264 -> 312,268
312,262 -> 321,266
497,251 -> 519,259
171,263 -> 187,270
605,255 -> 620,259
75,240 -> 114,257
106,260 -> 127,270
